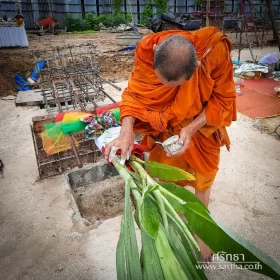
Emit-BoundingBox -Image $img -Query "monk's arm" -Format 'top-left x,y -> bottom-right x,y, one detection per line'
183,109 -> 207,137
120,116 -> 135,136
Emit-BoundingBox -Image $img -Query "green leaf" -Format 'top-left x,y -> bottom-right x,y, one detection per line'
142,184 -> 158,200
140,196 -> 160,239
141,229 -> 165,279
127,169 -> 141,184
159,182 -> 208,212
116,217 -> 126,280
168,226 -> 206,280
183,202 -> 280,280
166,207 -> 207,280
155,225 -> 188,280
145,161 -> 195,181
122,180 -> 142,280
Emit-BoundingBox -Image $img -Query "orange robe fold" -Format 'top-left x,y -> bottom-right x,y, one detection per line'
120,27 -> 237,191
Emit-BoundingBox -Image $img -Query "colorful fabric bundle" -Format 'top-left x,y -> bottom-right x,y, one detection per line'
41,111 -> 92,155
81,110 -> 120,139
41,108 -> 121,155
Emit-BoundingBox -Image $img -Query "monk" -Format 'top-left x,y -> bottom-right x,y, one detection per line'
105,27 -> 236,262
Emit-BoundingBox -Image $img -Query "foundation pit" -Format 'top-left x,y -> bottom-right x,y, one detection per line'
67,161 -> 125,226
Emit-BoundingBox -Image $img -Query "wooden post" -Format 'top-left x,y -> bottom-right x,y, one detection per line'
81,0 -> 85,17
206,0 -> 210,26
48,0 -> 53,15
265,0 -> 280,51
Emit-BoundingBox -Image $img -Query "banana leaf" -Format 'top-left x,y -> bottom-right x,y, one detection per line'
159,182 -> 208,211
182,202 -> 280,280
119,180 -> 142,280
114,157 -> 280,280
140,196 -> 160,238
116,217 -> 126,280
145,161 -> 195,181
141,229 -> 165,279
167,212 -> 207,280
155,225 -> 188,280
168,225 -> 206,280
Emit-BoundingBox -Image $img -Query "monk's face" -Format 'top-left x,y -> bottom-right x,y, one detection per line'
155,69 -> 187,87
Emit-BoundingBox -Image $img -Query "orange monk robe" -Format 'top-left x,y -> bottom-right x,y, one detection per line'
120,27 -> 237,191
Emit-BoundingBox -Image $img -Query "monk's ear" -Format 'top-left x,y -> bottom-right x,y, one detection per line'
196,61 -> 201,67
153,44 -> 157,52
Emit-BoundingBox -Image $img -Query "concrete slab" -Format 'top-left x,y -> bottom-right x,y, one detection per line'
1,95 -> 16,100
101,80 -> 128,104
16,90 -> 44,106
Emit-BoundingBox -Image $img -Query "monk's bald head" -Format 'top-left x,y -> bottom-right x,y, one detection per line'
154,36 -> 198,83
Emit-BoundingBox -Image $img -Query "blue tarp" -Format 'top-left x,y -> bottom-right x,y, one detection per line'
15,60 -> 45,91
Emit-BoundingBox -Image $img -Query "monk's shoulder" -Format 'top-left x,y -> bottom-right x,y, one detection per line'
205,41 -> 229,70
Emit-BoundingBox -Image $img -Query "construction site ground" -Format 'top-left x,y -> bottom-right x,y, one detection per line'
0,31 -> 280,280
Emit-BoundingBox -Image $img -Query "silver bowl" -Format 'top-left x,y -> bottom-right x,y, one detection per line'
162,135 -> 182,154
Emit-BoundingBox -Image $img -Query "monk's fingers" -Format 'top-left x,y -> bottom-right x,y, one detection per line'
169,141 -> 190,157
128,143 -> 134,158
204,254 -> 213,265
123,144 -> 134,162
179,137 -> 185,145
105,140 -> 116,153
182,138 -> 191,149
105,140 -> 119,161
204,256 -> 212,265
119,141 -> 133,162
104,142 -> 113,160
109,146 -> 121,163
120,149 -> 130,163
166,148 -> 185,158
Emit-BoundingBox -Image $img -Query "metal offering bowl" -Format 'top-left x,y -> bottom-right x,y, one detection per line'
162,135 -> 182,154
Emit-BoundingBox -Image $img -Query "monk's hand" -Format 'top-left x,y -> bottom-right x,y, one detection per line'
104,129 -> 134,163
167,127 -> 192,157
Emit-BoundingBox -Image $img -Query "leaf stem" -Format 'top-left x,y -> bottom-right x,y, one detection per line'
161,195 -> 200,251
112,157 -> 142,207
130,160 -> 169,233
158,186 -> 186,205
129,154 -> 145,164
153,189 -> 169,233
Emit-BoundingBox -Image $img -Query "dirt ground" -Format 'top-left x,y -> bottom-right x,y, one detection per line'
0,32 -> 138,97
0,97 -> 279,279
0,29 -> 276,97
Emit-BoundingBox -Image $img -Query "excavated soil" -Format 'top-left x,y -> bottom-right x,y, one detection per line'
72,176 -> 125,225
0,32 -> 135,97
